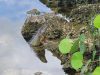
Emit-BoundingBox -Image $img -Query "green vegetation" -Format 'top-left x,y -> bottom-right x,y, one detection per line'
22,0 -> 100,74
71,52 -> 83,70
93,67 -> 100,75
58,26 -> 100,74
94,14 -> 100,28
40,0 -> 100,74
59,38 -> 73,54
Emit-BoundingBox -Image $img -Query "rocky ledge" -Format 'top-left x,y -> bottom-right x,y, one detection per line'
21,4 -> 100,75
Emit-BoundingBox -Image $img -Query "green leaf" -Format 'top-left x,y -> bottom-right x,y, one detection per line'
93,14 -> 100,28
80,34 -> 85,42
80,42 -> 86,54
71,52 -> 83,70
59,38 -> 73,54
85,72 -> 92,75
70,39 -> 79,53
93,67 -> 100,75
92,50 -> 96,60
79,34 -> 86,54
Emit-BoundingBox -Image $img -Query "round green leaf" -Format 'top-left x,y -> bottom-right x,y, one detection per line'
93,67 -> 100,75
59,38 -> 73,54
71,52 -> 83,70
93,14 -> 100,28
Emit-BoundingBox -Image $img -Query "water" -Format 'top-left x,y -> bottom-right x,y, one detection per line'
0,0 -> 66,74
0,17 -> 65,75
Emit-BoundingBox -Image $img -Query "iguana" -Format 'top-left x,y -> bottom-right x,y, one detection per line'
21,4 -> 100,75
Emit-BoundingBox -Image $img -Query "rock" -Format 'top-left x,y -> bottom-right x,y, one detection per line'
22,13 -> 70,63
40,0 -> 100,16
34,71 -> 51,75
34,72 -> 43,75
21,4 -> 100,74
27,9 -> 40,16
70,4 -> 100,24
